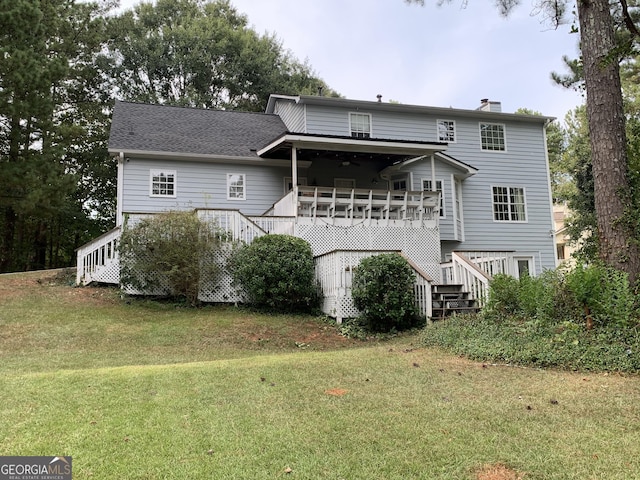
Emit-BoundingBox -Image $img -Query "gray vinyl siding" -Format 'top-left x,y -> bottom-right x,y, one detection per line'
302,103 -> 556,271
444,118 -> 556,271
407,160 -> 461,241
306,105 -> 431,140
273,100 -> 306,133
122,157 -> 290,216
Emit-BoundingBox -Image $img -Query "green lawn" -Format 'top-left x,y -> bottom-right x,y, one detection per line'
1,270 -> 640,479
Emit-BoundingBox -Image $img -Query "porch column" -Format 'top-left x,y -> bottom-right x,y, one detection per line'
291,145 -> 298,188
430,154 -> 436,190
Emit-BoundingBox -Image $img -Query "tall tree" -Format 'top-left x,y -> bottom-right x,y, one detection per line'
0,0 -> 114,272
408,0 -> 640,284
108,0 -> 335,111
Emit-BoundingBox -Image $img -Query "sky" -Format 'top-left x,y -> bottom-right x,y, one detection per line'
120,0 -> 584,122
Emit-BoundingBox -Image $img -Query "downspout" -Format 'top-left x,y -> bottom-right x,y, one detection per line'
116,152 -> 125,227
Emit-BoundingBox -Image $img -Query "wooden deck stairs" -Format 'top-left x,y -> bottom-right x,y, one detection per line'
431,284 -> 480,319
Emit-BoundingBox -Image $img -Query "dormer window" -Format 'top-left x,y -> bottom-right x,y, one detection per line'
349,113 -> 371,138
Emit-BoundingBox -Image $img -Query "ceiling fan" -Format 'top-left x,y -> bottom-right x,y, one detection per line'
340,159 -> 360,167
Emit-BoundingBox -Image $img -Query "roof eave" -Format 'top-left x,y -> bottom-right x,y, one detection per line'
257,133 -> 448,157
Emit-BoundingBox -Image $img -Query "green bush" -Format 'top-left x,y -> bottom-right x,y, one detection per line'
420,264 -> 640,373
119,211 -> 229,305
484,273 -> 521,317
420,313 -> 640,373
485,270 -> 581,324
351,253 -> 422,332
229,234 -> 318,313
565,263 -> 636,328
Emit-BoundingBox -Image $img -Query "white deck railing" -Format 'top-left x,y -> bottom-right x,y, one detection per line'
197,209 -> 267,244
440,251 -> 516,308
271,186 -> 440,226
76,227 -> 121,285
315,250 -> 433,322
247,216 -> 295,235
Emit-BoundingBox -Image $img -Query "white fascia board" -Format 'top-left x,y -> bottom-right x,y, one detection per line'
257,134 -> 447,157
108,148 -> 311,167
435,152 -> 479,177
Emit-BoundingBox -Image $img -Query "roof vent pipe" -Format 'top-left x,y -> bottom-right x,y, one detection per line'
318,86 -> 324,96
377,94 -> 382,102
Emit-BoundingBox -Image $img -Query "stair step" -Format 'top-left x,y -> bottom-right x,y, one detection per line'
431,284 -> 479,319
432,284 -> 465,294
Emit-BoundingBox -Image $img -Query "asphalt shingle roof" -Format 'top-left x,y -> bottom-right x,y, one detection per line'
108,101 -> 288,158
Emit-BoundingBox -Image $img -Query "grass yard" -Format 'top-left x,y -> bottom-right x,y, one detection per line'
1,271 -> 640,479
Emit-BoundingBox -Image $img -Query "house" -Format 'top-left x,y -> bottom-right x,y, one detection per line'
77,93 -> 557,320
553,203 -> 585,266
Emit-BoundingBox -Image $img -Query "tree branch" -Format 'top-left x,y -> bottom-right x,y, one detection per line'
619,0 -> 640,39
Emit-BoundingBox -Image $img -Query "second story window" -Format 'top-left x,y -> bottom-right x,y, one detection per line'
349,113 -> 371,138
437,120 -> 456,142
480,123 -> 506,151
492,185 -> 526,222
227,173 -> 246,200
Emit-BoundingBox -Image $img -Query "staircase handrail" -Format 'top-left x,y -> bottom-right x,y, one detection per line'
451,251 -> 492,308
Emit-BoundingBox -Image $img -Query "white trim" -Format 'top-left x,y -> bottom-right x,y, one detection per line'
116,153 -> 125,226
227,173 -> 246,201
491,185 -> 528,223
257,134 -> 447,157
513,256 -> 536,278
453,176 -> 465,241
349,111 -> 372,138
479,122 -> 507,152
421,177 -> 446,218
436,119 -> 456,143
106,148 -> 311,167
149,169 -> 177,198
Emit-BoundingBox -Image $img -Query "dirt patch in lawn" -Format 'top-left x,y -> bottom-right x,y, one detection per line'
474,463 -> 525,480
0,270 -> 361,352
0,269 -> 120,307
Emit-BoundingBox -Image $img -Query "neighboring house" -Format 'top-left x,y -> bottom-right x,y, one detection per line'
77,94 -> 557,321
553,203 -> 584,266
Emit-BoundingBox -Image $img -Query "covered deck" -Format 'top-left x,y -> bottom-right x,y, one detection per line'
270,186 -> 440,228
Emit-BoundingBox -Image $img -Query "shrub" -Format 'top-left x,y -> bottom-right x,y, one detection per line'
351,253 -> 422,332
119,211 -> 228,305
229,234 -> 318,313
565,263 -> 636,328
484,270 -> 576,323
484,274 -> 521,317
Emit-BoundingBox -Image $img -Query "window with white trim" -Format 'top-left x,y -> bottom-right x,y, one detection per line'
150,169 -> 176,197
422,179 -> 445,217
349,113 -> 371,138
492,186 -> 526,222
227,173 -> 246,200
437,120 -> 456,142
480,123 -> 506,151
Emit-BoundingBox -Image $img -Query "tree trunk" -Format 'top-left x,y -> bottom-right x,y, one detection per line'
577,0 -> 640,285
